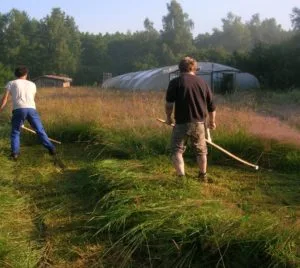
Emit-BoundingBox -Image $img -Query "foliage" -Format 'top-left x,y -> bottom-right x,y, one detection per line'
160,0 -> 195,61
195,12 -> 290,52
291,7 -> 300,31
0,63 -> 13,87
230,34 -> 300,89
39,8 -> 81,76
0,3 -> 299,87
0,10 -> 33,69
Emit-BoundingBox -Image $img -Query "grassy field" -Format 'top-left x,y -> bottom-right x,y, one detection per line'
0,87 -> 299,267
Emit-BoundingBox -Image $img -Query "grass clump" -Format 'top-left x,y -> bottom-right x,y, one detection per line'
0,184 -> 41,267
0,87 -> 299,267
88,159 -> 299,267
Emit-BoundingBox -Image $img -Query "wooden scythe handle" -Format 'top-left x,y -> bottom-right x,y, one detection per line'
21,125 -> 62,145
156,118 -> 259,170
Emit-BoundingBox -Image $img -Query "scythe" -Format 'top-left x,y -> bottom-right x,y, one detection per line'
156,118 -> 259,170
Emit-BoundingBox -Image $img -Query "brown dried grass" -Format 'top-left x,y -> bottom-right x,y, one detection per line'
217,105 -> 300,147
36,87 -> 300,147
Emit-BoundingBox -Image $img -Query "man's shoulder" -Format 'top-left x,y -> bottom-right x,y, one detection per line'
193,75 -> 209,87
27,80 -> 36,87
6,79 -> 17,85
192,74 -> 205,82
168,76 -> 180,88
5,79 -> 16,89
170,76 -> 180,83
18,79 -> 36,87
7,79 -> 36,90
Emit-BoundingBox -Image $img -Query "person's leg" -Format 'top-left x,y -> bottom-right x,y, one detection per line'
172,152 -> 185,176
189,123 -> 208,180
11,109 -> 27,156
196,154 -> 207,175
171,124 -> 187,176
27,109 -> 55,153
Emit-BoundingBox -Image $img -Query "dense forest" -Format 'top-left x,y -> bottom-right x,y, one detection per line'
0,0 -> 299,89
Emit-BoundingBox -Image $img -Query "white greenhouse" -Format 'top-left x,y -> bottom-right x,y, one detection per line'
102,62 -> 260,93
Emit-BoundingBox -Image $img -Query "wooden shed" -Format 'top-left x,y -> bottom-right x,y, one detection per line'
33,75 -> 72,88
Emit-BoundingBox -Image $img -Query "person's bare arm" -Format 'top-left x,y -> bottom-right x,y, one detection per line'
165,102 -> 174,125
0,90 -> 9,112
208,111 -> 216,129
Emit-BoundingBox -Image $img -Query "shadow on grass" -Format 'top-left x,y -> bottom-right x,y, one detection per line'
1,122 -> 299,267
6,160 -> 109,266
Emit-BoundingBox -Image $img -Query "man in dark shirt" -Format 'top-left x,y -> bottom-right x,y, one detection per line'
165,57 -> 216,181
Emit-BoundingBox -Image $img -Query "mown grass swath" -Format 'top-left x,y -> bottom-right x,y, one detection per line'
0,87 -> 299,266
87,159 -> 299,267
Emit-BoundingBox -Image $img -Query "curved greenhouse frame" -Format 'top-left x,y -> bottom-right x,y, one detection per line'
102,62 -> 259,92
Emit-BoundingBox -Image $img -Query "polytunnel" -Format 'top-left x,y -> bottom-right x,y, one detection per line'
102,62 -> 260,93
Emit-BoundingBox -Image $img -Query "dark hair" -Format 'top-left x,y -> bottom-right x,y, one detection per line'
178,57 -> 198,73
14,66 -> 28,78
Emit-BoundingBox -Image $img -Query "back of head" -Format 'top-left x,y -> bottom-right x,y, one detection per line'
14,66 -> 28,78
178,57 -> 198,73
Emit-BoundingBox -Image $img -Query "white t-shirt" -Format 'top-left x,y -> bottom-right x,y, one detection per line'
5,79 -> 36,110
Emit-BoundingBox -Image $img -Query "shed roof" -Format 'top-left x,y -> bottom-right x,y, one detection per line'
33,75 -> 72,82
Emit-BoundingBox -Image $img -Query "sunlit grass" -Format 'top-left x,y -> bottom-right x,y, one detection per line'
217,89 -> 300,130
0,87 -> 299,266
88,158 -> 299,267
0,164 -> 42,267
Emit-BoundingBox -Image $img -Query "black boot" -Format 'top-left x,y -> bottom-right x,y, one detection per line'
10,152 -> 19,161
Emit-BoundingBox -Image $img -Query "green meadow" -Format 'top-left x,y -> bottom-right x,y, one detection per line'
0,88 -> 299,267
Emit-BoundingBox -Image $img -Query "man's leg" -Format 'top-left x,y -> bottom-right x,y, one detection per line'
196,154 -> 207,175
171,124 -> 187,176
11,109 -> 27,156
172,152 -> 185,176
189,123 -> 209,181
27,109 -> 55,153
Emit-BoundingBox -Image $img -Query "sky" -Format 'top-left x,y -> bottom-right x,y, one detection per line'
0,0 -> 299,36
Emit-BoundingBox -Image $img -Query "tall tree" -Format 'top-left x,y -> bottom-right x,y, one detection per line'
195,12 -> 252,52
75,33 -> 111,84
0,9 -> 32,67
39,8 -> 81,76
160,0 -> 195,61
247,14 -> 263,45
291,7 -> 300,31
195,12 -> 291,53
144,18 -> 156,33
220,12 -> 251,52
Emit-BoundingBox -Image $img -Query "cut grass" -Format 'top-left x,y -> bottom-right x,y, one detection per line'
0,88 -> 299,267
87,158 -> 299,267
0,182 -> 41,267
0,142 -> 109,267
0,131 -> 299,267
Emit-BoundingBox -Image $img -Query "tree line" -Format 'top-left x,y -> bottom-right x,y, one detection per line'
0,0 -> 299,89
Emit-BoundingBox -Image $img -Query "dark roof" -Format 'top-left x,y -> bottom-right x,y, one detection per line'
33,75 -> 72,82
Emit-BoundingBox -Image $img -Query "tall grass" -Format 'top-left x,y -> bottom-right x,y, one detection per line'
0,87 -> 299,266
19,87 -> 296,172
87,159 -> 299,267
35,87 -> 300,146
218,89 -> 300,130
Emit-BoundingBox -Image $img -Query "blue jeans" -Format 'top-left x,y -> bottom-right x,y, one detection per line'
11,108 -> 55,154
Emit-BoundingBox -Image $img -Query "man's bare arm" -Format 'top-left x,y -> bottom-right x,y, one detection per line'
0,90 -> 9,112
165,102 -> 174,125
208,111 -> 216,129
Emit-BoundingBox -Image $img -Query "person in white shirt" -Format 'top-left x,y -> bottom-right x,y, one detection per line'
0,66 -> 55,160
